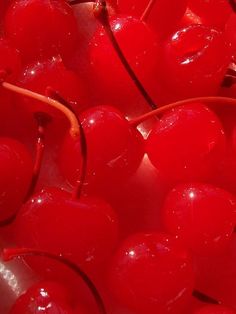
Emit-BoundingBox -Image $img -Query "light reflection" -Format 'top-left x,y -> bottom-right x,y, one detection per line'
114,23 -> 121,31
129,250 -> 135,257
0,261 -> 21,297
189,191 -> 195,199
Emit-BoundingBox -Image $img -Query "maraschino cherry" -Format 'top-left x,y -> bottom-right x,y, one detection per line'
112,0 -> 188,39
12,188 -> 119,274
59,105 -> 144,196
16,57 -> 88,118
9,281 -> 79,314
158,24 -> 231,102
162,183 -> 236,255
145,103 -> 226,185
4,0 -> 79,63
3,248 -> 107,314
108,232 -> 195,314
89,11 -> 160,112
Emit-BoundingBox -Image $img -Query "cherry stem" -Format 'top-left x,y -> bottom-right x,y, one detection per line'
129,96 -> 236,127
2,248 -> 107,314
94,0 -> 158,110
192,290 -> 221,305
24,113 -> 51,200
1,81 -> 80,139
46,88 -> 87,200
140,0 -> 156,22
228,0 -> 236,12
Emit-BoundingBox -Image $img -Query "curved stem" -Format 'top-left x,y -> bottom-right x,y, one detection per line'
2,248 -> 107,314
129,96 -> 236,127
140,0 -> 156,22
46,88 -> 87,200
24,113 -> 51,200
94,0 -> 158,110
1,81 -> 80,138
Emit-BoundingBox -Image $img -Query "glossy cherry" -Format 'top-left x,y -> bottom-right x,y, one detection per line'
159,24 -> 231,102
4,0 -> 79,63
59,105 -> 144,196
162,183 -> 236,255
16,57 -> 88,118
108,232 -> 195,314
114,0 -> 187,39
3,247 -> 107,314
193,305 -> 236,314
0,137 -> 33,221
12,187 -> 119,274
9,281 -> 81,314
146,103 -> 226,185
89,15 -> 160,112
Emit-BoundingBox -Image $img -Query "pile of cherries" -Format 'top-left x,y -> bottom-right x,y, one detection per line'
1,0 -> 236,313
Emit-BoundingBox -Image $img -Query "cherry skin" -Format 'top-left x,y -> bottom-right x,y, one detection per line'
89,15 -> 160,112
16,57 -> 88,118
4,0 -> 79,63
59,105 -> 144,196
193,305 -> 236,314
146,103 -> 226,185
12,187 -> 119,274
0,37 -> 21,79
159,25 -> 231,103
162,183 -> 236,255
0,37 -> 22,115
113,0 -> 188,39
0,137 -> 33,221
9,280 -> 86,314
225,13 -> 236,62
188,0 -> 232,29
108,232 -> 195,314
194,233 -> 236,309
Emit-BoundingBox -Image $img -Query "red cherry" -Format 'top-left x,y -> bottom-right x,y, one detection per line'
3,247 -> 107,314
13,188 -> 119,274
188,0 -> 232,29
108,232 -> 195,314
4,0 -> 79,63
89,15 -> 160,112
59,105 -> 144,196
193,305 -> 236,314
0,137 -> 33,221
162,183 -> 236,255
159,25 -> 231,102
146,103 -> 226,185
16,57 -> 88,118
114,0 -> 187,39
9,281 -> 80,314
